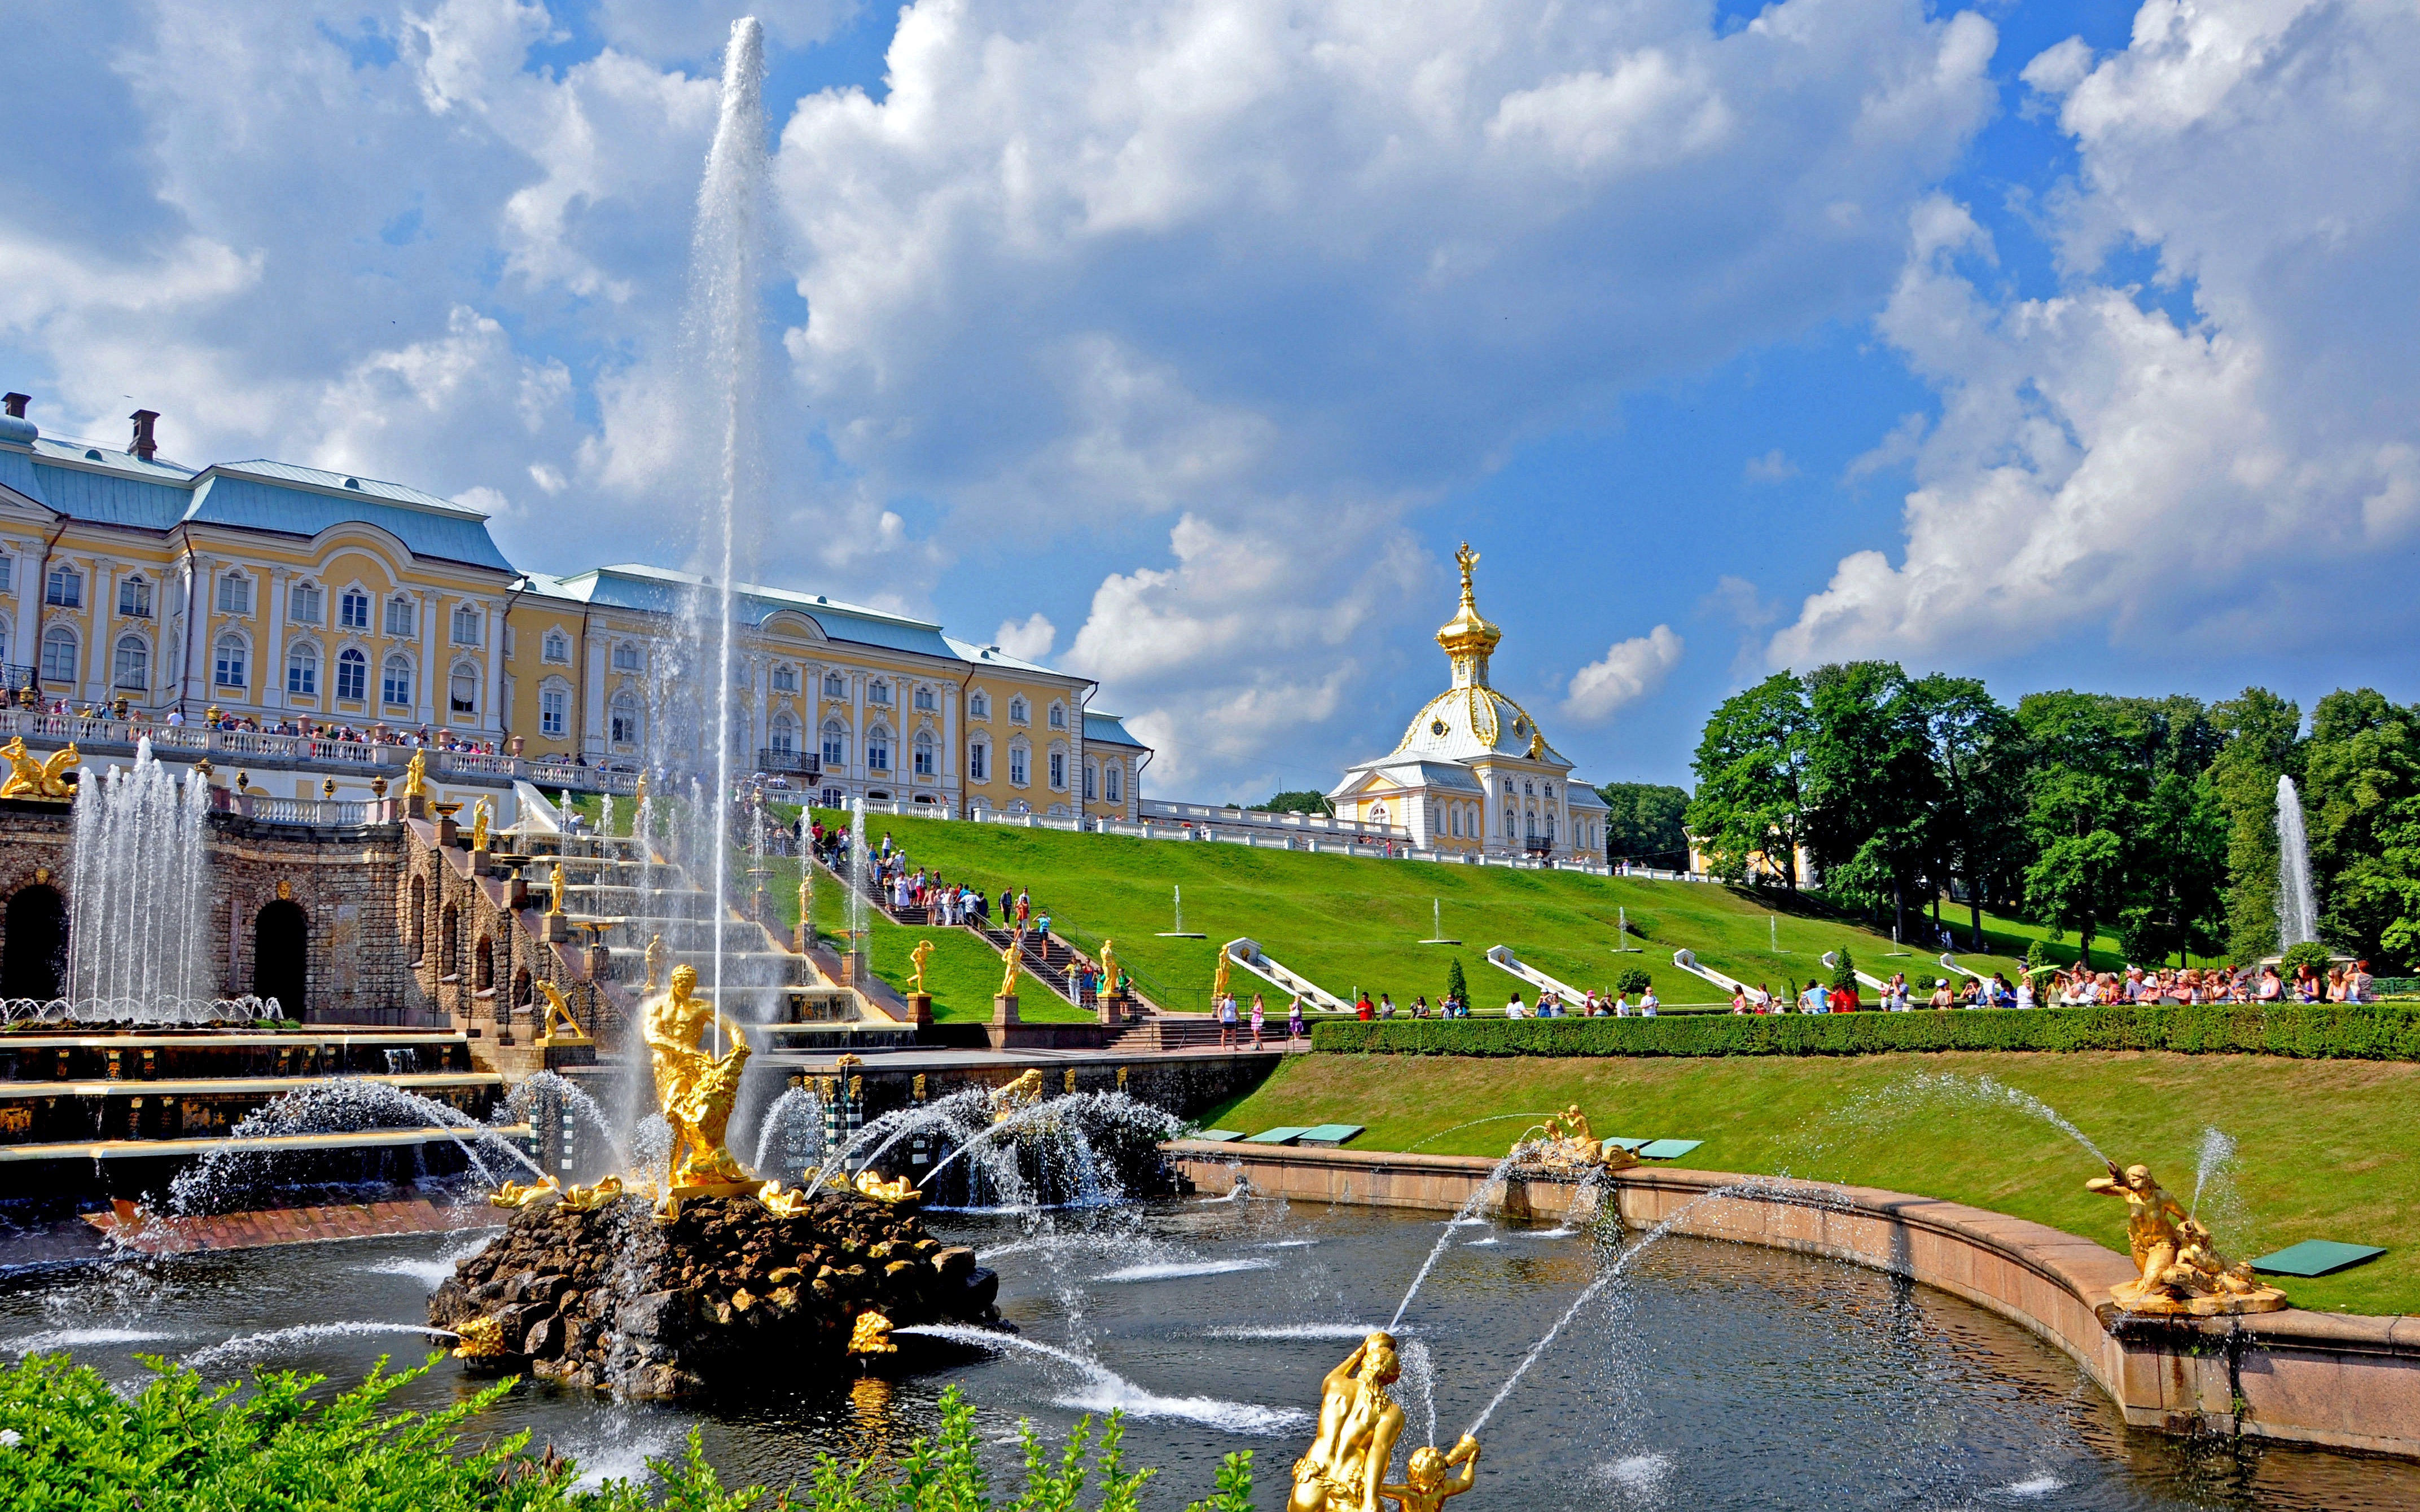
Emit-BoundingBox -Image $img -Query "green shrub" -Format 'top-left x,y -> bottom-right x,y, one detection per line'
2280,941 -> 2335,979
1829,949 -> 1858,993
1616,967 -> 1654,997
0,1353 -> 1241,1511
1443,956 -> 1468,1004
1309,1003 -> 2420,1060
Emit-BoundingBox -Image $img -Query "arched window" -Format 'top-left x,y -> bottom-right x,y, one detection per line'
286,641 -> 319,697
969,691 -> 989,719
867,726 -> 892,771
1104,763 -> 1121,803
1009,697 -> 1028,724
611,641 -> 642,673
340,588 -> 371,630
336,648 -> 367,702
823,671 -> 846,698
118,575 -> 152,618
542,629 -> 569,663
914,685 -> 935,711
770,663 -> 797,692
770,714 -> 796,756
450,604 -> 482,645
1048,702 -> 1066,729
610,689 -> 639,746
381,653 -> 412,707
112,634 -> 149,691
539,679 -> 569,737
913,730 -> 935,776
384,596 -> 415,637
448,660 -> 478,716
40,625 -> 77,683
286,581 -> 321,624
216,571 -> 251,614
869,679 -> 891,706
44,564 -> 81,608
213,633 -> 247,689
968,740 -> 988,781
821,719 -> 847,766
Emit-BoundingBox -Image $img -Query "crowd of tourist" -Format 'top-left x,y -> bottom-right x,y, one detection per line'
29,696 -> 523,758
1715,959 -> 2378,1012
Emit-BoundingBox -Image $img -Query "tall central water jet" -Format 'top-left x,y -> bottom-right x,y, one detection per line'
2275,774 -> 2319,950
683,16 -> 770,1044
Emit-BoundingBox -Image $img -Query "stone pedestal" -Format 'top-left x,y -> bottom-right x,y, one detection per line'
839,951 -> 869,989
469,847 -> 490,877
993,993 -> 1020,1026
542,914 -> 569,943
507,876 -> 529,909
1097,991 -> 1125,1026
435,816 -> 459,848
905,991 -> 933,1028
405,794 -> 429,820
586,944 -> 611,980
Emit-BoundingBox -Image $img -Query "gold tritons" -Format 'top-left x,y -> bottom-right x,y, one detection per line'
2086,1162 -> 2288,1316
992,1069 -> 1044,1123
0,738 -> 77,801
1290,1333 -> 1408,1512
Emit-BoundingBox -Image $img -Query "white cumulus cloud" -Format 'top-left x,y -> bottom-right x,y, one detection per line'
1563,625 -> 1684,723
993,612 -> 1056,661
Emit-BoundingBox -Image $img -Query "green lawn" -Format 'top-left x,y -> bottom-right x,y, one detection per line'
773,808 -> 2028,1013
1207,1051 -> 2420,1315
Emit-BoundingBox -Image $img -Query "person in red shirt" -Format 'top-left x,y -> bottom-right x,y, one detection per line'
1831,981 -> 1858,1013
1356,993 -> 1375,1021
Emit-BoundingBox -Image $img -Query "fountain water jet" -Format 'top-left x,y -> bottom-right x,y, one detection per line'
66,740 -> 215,1019
2276,774 -> 2320,950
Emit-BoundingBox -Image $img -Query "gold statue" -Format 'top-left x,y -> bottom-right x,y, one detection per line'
1548,1104 -> 1592,1145
487,1177 -> 561,1210
1454,541 -> 1479,601
1379,1438 -> 1481,1512
1099,939 -> 1119,997
402,748 -> 428,799
635,771 -> 650,806
452,1314 -> 508,1359
1213,948 -> 1231,1003
643,964 -> 757,1206
2086,1161 -> 2287,1316
999,933 -> 1022,999
560,1175 -> 625,1211
909,939 -> 934,995
643,933 -> 668,992
757,1180 -> 818,1218
1290,1333 -> 1407,1512
848,1311 -> 898,1356
854,1169 -> 921,1205
0,738 -> 77,800
534,980 -> 593,1048
548,860 -> 567,917
1511,1104 -> 1636,1175
470,798 -> 490,853
992,1069 -> 1044,1123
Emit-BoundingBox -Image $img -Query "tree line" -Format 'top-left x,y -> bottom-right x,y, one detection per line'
1664,666 -> 2420,971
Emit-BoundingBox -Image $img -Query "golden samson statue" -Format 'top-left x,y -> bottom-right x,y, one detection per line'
1290,1333 -> 1408,1512
2086,1161 -> 2287,1316
645,964 -> 757,1212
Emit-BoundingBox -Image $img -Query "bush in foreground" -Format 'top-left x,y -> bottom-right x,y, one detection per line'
0,1353 -> 1252,1511
1311,1002 -> 2420,1060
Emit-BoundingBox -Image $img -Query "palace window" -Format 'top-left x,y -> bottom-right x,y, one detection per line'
451,605 -> 482,646
39,626 -> 76,683
382,653 -> 412,707
968,741 -> 988,781
286,642 -> 319,697
216,572 -> 251,616
449,660 -> 479,717
336,648 -> 367,702
340,589 -> 370,630
612,641 -> 642,673
821,720 -> 847,766
1049,751 -> 1066,790
770,714 -> 796,756
213,633 -> 247,689
542,629 -> 569,663
823,671 -> 846,699
867,726 -> 892,771
112,634 -> 148,691
969,691 -> 989,719
913,731 -> 935,776
771,663 -> 797,693
913,685 -> 935,711
0,555 -> 11,593
286,582 -> 319,624
610,690 -> 639,746
119,575 -> 153,619
1104,764 -> 1121,802
45,566 -> 81,609
1048,702 -> 1066,729
869,679 -> 891,706
385,596 -> 415,638
540,684 -> 568,737
1009,697 -> 1028,724
1009,744 -> 1028,786
1084,762 -> 1097,801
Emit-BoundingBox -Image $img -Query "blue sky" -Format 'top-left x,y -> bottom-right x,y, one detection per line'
3,0 -> 2414,799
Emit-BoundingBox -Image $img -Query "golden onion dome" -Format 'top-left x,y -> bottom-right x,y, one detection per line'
1436,541 -> 1501,668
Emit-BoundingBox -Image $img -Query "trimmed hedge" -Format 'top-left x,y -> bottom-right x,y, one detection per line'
1309,1004 -> 2420,1060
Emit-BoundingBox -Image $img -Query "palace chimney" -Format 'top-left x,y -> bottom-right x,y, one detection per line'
2,394 -> 28,420
129,408 -> 160,460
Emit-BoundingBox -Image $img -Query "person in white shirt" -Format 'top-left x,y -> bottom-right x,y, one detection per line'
1639,986 -> 1660,1016
2015,975 -> 2036,1009
1504,992 -> 1527,1019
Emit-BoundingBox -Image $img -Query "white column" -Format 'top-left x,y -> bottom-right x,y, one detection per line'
484,603 -> 503,732
262,569 -> 286,712
584,631 -> 607,751
86,560 -> 113,705
851,670 -> 864,785
10,537 -> 33,676
416,591 -> 436,726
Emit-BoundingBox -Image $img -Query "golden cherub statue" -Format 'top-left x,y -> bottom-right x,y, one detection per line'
0,738 -> 78,801
643,964 -> 756,1209
909,939 -> 934,995
402,748 -> 428,799
643,932 -> 668,992
999,933 -> 1022,999
470,797 -> 491,853
1290,1332 -> 1407,1512
1379,1436 -> 1481,1512
547,859 -> 567,917
2086,1161 -> 2287,1316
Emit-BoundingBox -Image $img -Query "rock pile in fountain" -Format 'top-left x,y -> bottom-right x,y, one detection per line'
429,1187 -> 999,1398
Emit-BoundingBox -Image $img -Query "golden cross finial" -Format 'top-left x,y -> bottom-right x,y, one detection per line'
1454,542 -> 1479,603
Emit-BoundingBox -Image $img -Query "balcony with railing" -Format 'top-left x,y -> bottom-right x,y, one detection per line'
755,748 -> 821,777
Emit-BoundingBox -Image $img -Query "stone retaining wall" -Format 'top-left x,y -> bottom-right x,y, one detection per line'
1166,1141 -> 2420,1461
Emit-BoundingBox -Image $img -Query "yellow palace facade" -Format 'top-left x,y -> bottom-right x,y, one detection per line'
0,397 -> 1147,821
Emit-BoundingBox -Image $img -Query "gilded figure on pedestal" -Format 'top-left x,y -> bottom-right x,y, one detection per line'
643,964 -> 756,1207
1289,1332 -> 1407,1512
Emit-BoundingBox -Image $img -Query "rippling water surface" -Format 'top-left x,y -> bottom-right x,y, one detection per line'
6,1194 -> 2417,1509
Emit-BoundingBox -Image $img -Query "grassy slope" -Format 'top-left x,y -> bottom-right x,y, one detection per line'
1207,1051 -> 2420,1315
781,808 -> 2028,1012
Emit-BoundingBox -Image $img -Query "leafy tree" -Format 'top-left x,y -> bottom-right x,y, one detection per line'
1255,790 -> 1334,816
2116,696 -> 2228,966
1829,947 -> 1860,993
1443,955 -> 1469,1004
2301,688 -> 2420,968
1686,673 -> 1816,891
1616,966 -> 1653,996
1595,781 -> 1691,865
2208,687 -> 2305,962
1801,662 -> 1938,936
1908,673 -> 2025,953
